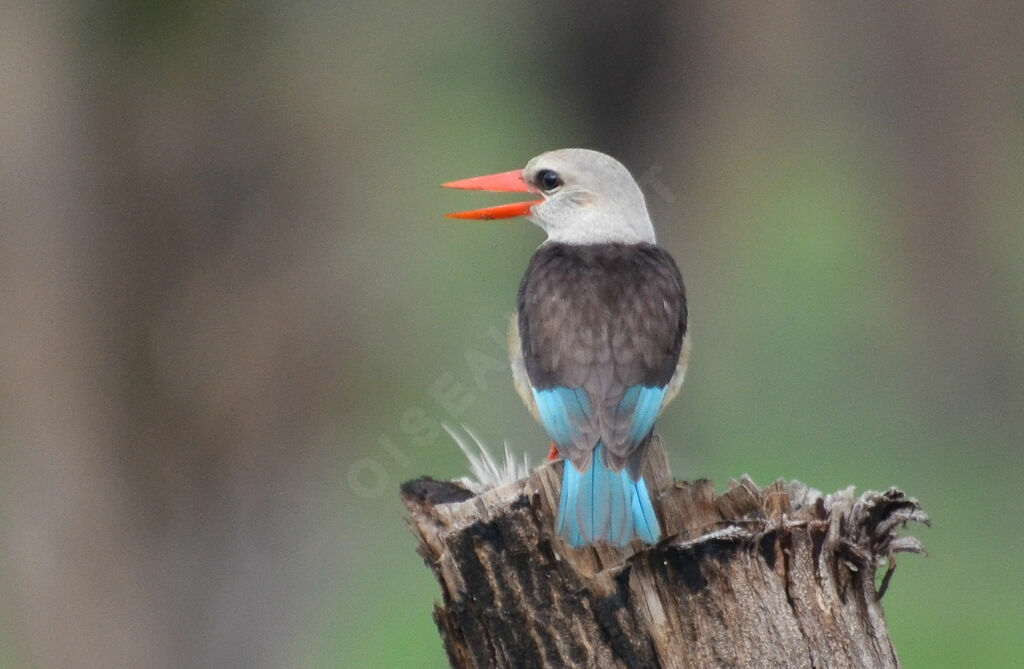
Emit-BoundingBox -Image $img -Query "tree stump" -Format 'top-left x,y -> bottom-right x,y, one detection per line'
400,437 -> 928,668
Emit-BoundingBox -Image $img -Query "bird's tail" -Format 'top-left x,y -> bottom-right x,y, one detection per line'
556,443 -> 661,548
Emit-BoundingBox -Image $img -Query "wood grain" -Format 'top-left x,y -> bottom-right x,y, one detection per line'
401,437 -> 928,668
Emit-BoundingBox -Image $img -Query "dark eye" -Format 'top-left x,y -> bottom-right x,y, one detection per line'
537,169 -> 562,191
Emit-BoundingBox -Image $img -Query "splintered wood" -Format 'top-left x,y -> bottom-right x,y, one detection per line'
400,437 -> 928,669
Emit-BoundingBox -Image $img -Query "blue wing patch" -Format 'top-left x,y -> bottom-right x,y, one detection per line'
532,387 -> 591,447
617,385 -> 667,444
539,385 -> 665,547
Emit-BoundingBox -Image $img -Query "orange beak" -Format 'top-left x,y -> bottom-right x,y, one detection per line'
442,169 -> 543,220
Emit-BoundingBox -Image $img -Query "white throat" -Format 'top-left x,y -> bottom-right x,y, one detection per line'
527,188 -> 657,245
537,213 -> 657,245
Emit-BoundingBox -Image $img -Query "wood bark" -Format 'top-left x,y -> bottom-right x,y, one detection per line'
401,437 -> 928,668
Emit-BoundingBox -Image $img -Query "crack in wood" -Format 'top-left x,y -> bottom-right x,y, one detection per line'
401,436 -> 928,668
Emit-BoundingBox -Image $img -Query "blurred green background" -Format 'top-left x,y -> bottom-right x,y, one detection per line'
1,1 -> 1022,667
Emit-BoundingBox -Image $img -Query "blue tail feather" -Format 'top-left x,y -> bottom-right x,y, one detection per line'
630,476 -> 660,544
557,443 -> 662,548
556,458 -> 584,547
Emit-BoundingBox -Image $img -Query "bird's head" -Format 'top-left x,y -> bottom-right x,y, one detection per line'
443,148 -> 656,245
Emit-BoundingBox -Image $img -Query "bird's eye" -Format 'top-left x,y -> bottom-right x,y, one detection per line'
537,169 -> 562,191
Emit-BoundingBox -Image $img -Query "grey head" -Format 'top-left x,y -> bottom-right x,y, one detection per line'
522,148 -> 656,245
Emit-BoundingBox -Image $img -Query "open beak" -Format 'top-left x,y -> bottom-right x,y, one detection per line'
442,169 -> 543,220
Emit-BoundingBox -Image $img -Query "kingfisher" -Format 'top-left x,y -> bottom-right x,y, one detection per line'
443,149 -> 689,548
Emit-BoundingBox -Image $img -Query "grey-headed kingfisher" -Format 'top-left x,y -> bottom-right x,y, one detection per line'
443,149 -> 689,548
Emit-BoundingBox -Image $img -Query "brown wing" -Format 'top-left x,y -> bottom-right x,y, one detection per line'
517,242 -> 687,471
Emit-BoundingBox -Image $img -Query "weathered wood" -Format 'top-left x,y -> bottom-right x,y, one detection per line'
401,437 -> 928,669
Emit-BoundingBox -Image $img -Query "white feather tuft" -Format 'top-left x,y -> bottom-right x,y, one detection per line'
443,423 -> 531,493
